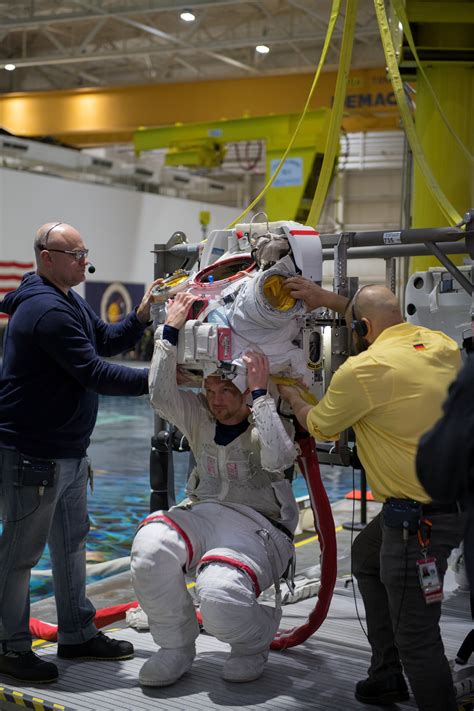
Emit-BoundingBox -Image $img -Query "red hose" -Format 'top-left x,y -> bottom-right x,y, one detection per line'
29,602 -> 140,642
30,435 -> 336,649
271,434 -> 337,650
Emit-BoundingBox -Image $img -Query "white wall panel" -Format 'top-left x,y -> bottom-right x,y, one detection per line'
0,168 -> 236,294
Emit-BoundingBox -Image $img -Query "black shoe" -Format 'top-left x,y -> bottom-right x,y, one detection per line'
57,631 -> 134,661
0,650 -> 58,684
355,673 -> 410,705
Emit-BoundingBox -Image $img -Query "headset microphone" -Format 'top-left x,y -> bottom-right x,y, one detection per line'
87,263 -> 96,274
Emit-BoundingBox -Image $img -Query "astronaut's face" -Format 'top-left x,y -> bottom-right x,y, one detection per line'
204,376 -> 248,425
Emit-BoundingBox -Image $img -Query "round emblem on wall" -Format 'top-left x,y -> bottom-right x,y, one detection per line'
100,281 -> 133,323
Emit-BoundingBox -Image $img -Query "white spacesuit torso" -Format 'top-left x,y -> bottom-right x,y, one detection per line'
149,337 -> 299,533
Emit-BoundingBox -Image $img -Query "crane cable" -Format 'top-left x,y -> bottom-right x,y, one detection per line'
226,0 -> 343,229
306,0 -> 359,228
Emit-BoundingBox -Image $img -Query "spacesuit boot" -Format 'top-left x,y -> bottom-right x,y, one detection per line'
222,649 -> 269,682
139,644 -> 196,687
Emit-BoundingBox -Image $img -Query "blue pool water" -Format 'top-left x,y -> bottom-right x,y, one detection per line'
27,395 -> 356,602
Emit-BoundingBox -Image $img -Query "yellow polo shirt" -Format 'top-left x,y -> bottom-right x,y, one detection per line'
306,322 -> 461,502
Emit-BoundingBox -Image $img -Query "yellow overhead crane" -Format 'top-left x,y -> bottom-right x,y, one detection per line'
0,64 -> 401,222
0,67 -> 399,147
134,109 -> 332,223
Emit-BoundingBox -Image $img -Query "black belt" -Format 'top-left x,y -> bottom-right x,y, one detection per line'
385,497 -> 463,516
422,502 -> 463,515
262,515 -> 294,541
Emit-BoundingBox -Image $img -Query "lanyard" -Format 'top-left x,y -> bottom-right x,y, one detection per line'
417,517 -> 433,557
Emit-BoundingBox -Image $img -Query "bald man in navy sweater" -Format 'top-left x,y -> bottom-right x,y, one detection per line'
0,221 -> 158,684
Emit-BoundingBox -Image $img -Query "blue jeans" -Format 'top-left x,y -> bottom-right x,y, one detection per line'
0,449 -> 98,652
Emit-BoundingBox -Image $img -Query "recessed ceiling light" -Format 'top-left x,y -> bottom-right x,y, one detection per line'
180,10 -> 196,22
255,45 -> 270,55
4,63 -> 16,71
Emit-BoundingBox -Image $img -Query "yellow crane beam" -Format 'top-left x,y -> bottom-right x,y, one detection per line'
132,109 -> 333,223
134,110 -> 332,154
0,67 -> 400,147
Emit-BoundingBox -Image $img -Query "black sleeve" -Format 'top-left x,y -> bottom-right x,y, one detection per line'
416,356 -> 474,502
162,324 -> 179,346
84,301 -> 147,358
35,306 -> 148,396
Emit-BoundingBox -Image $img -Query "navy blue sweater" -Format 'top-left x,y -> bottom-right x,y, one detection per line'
0,272 -> 149,459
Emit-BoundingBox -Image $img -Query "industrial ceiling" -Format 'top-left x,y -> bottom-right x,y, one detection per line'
0,1 -> 397,210
0,1 -> 385,92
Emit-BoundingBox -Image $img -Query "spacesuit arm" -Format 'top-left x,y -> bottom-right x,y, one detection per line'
252,394 -> 298,473
149,337 -> 203,441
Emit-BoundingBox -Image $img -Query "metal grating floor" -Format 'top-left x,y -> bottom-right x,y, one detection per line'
1,581 -> 472,711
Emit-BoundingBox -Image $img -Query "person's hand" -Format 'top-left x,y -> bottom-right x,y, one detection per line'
283,277 -> 349,314
242,351 -> 269,392
165,291 -> 198,329
277,381 -> 313,430
136,278 -> 164,323
277,382 -> 299,402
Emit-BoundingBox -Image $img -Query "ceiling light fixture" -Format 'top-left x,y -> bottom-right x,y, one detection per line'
255,45 -> 270,55
180,10 -> 196,22
4,63 -> 16,71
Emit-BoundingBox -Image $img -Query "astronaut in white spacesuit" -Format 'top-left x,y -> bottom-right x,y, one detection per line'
131,291 -> 299,687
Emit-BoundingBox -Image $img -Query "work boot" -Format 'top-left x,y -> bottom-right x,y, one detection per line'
139,644 -> 196,687
0,650 -> 58,684
222,651 -> 269,683
57,631 -> 134,660
355,672 -> 410,705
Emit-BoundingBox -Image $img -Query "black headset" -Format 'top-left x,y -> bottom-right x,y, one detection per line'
39,222 -> 63,250
351,286 -> 369,337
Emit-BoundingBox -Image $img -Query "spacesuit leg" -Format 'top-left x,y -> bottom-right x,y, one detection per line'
198,562 -> 281,652
196,533 -> 285,684
131,522 -> 199,686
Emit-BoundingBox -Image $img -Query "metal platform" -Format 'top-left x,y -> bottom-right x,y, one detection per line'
1,578 -> 472,711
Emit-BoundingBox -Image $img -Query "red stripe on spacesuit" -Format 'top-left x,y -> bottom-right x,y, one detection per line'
198,554 -> 261,597
136,513 -> 194,565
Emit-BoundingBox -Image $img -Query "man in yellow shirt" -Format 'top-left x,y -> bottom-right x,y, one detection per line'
279,279 -> 465,711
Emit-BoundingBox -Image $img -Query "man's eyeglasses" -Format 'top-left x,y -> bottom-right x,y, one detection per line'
39,247 -> 89,261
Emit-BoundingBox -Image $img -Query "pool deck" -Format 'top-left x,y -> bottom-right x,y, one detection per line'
1,499 -> 472,711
